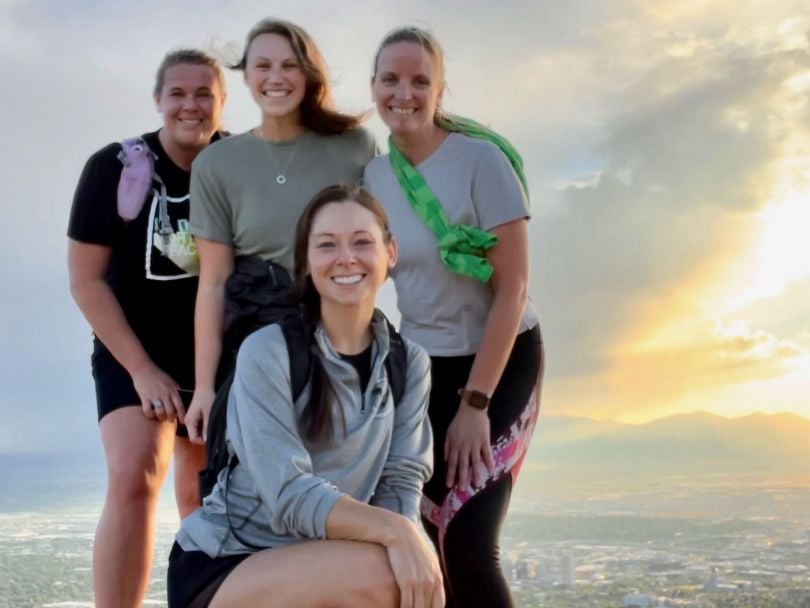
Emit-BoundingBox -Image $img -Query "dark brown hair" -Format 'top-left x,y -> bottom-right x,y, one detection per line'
233,19 -> 364,135
153,48 -> 226,98
293,184 -> 392,442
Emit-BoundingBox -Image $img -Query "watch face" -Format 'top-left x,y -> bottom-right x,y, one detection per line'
468,390 -> 489,409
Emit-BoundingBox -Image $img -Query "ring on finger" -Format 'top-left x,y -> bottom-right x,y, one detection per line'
152,399 -> 165,410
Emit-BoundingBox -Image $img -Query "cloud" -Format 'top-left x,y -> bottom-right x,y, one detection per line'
535,7 -> 809,387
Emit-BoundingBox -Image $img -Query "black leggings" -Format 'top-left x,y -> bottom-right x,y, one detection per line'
422,325 -> 543,608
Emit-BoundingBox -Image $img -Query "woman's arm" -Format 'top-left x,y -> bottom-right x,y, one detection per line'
327,496 -> 444,608
370,342 -> 433,522
185,236 -> 233,443
444,218 -> 529,489
68,239 -> 184,420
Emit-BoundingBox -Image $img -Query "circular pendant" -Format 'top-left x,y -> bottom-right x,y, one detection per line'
276,175 -> 286,185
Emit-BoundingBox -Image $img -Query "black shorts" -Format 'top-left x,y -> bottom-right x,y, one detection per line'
91,339 -> 193,437
167,542 -> 249,608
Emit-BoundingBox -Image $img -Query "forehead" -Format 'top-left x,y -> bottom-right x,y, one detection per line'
376,41 -> 436,75
311,201 -> 382,235
160,63 -> 219,91
247,32 -> 296,60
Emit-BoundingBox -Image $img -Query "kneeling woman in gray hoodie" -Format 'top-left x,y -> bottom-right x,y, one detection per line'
168,185 -> 444,608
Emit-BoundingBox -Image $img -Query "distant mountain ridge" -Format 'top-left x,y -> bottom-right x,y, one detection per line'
527,411 -> 810,474
0,412 -> 807,479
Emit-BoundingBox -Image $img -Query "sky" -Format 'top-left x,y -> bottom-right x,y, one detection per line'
0,0 -> 808,453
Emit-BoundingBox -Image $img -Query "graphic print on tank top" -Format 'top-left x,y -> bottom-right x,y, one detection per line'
144,189 -> 199,279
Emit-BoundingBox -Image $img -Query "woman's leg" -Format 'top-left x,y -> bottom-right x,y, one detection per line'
423,326 -> 543,607
442,476 -> 514,607
173,436 -> 206,519
210,540 -> 399,608
94,406 -> 176,608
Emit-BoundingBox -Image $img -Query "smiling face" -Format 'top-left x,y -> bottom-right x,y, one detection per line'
155,63 -> 224,151
244,32 -> 307,123
306,200 -> 397,314
372,40 -> 443,139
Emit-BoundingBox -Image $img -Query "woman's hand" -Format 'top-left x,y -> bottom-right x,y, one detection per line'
444,403 -> 494,489
385,517 -> 445,608
190,238 -> 233,444
185,387 -> 216,444
130,362 -> 184,423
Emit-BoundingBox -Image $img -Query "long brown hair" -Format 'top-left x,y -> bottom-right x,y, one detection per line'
233,19 -> 365,135
292,185 -> 393,442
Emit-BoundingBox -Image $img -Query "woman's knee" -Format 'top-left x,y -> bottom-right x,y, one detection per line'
346,547 -> 399,607
105,460 -> 164,506
103,437 -> 170,506
100,407 -> 174,505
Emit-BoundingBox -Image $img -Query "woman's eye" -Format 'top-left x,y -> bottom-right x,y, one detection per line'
316,242 -> 335,249
283,62 -> 299,70
382,75 -> 397,85
354,239 -> 373,247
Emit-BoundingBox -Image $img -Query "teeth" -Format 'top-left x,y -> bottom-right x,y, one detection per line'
391,107 -> 416,115
179,119 -> 202,124
332,275 -> 363,285
265,90 -> 289,98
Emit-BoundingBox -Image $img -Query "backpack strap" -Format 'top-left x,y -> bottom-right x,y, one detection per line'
278,314 -> 314,404
383,318 -> 407,407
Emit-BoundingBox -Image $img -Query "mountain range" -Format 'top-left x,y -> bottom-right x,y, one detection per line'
526,411 -> 810,475
0,412 -> 807,483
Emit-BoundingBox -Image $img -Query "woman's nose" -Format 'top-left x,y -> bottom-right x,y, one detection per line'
394,82 -> 413,100
336,244 -> 357,264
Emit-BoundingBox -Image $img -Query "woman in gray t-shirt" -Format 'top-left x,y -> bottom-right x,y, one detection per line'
365,27 -> 544,608
184,19 -> 376,442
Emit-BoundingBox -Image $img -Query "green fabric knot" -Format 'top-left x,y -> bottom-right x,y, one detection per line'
437,226 -> 499,282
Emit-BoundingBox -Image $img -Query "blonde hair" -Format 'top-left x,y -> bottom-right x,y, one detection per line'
154,48 -> 225,97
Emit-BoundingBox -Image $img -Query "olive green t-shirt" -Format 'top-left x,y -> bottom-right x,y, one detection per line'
190,127 -> 377,275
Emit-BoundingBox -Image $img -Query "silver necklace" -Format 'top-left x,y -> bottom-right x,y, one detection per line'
259,128 -> 302,185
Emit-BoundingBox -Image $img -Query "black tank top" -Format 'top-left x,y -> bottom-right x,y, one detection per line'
339,343 -> 373,394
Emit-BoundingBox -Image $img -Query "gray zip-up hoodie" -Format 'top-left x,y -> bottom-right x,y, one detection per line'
176,311 -> 433,557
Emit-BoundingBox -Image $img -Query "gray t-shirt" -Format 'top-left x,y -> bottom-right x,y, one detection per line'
364,133 -> 539,356
190,127 -> 377,275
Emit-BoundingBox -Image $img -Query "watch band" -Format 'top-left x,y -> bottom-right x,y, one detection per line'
458,388 -> 491,410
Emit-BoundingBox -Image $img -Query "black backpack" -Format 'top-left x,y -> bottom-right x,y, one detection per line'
198,312 -> 408,503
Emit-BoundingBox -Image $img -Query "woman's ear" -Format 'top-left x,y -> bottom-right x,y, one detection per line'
387,236 -> 398,270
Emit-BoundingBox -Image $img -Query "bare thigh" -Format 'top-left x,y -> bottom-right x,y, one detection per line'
211,540 -> 399,608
